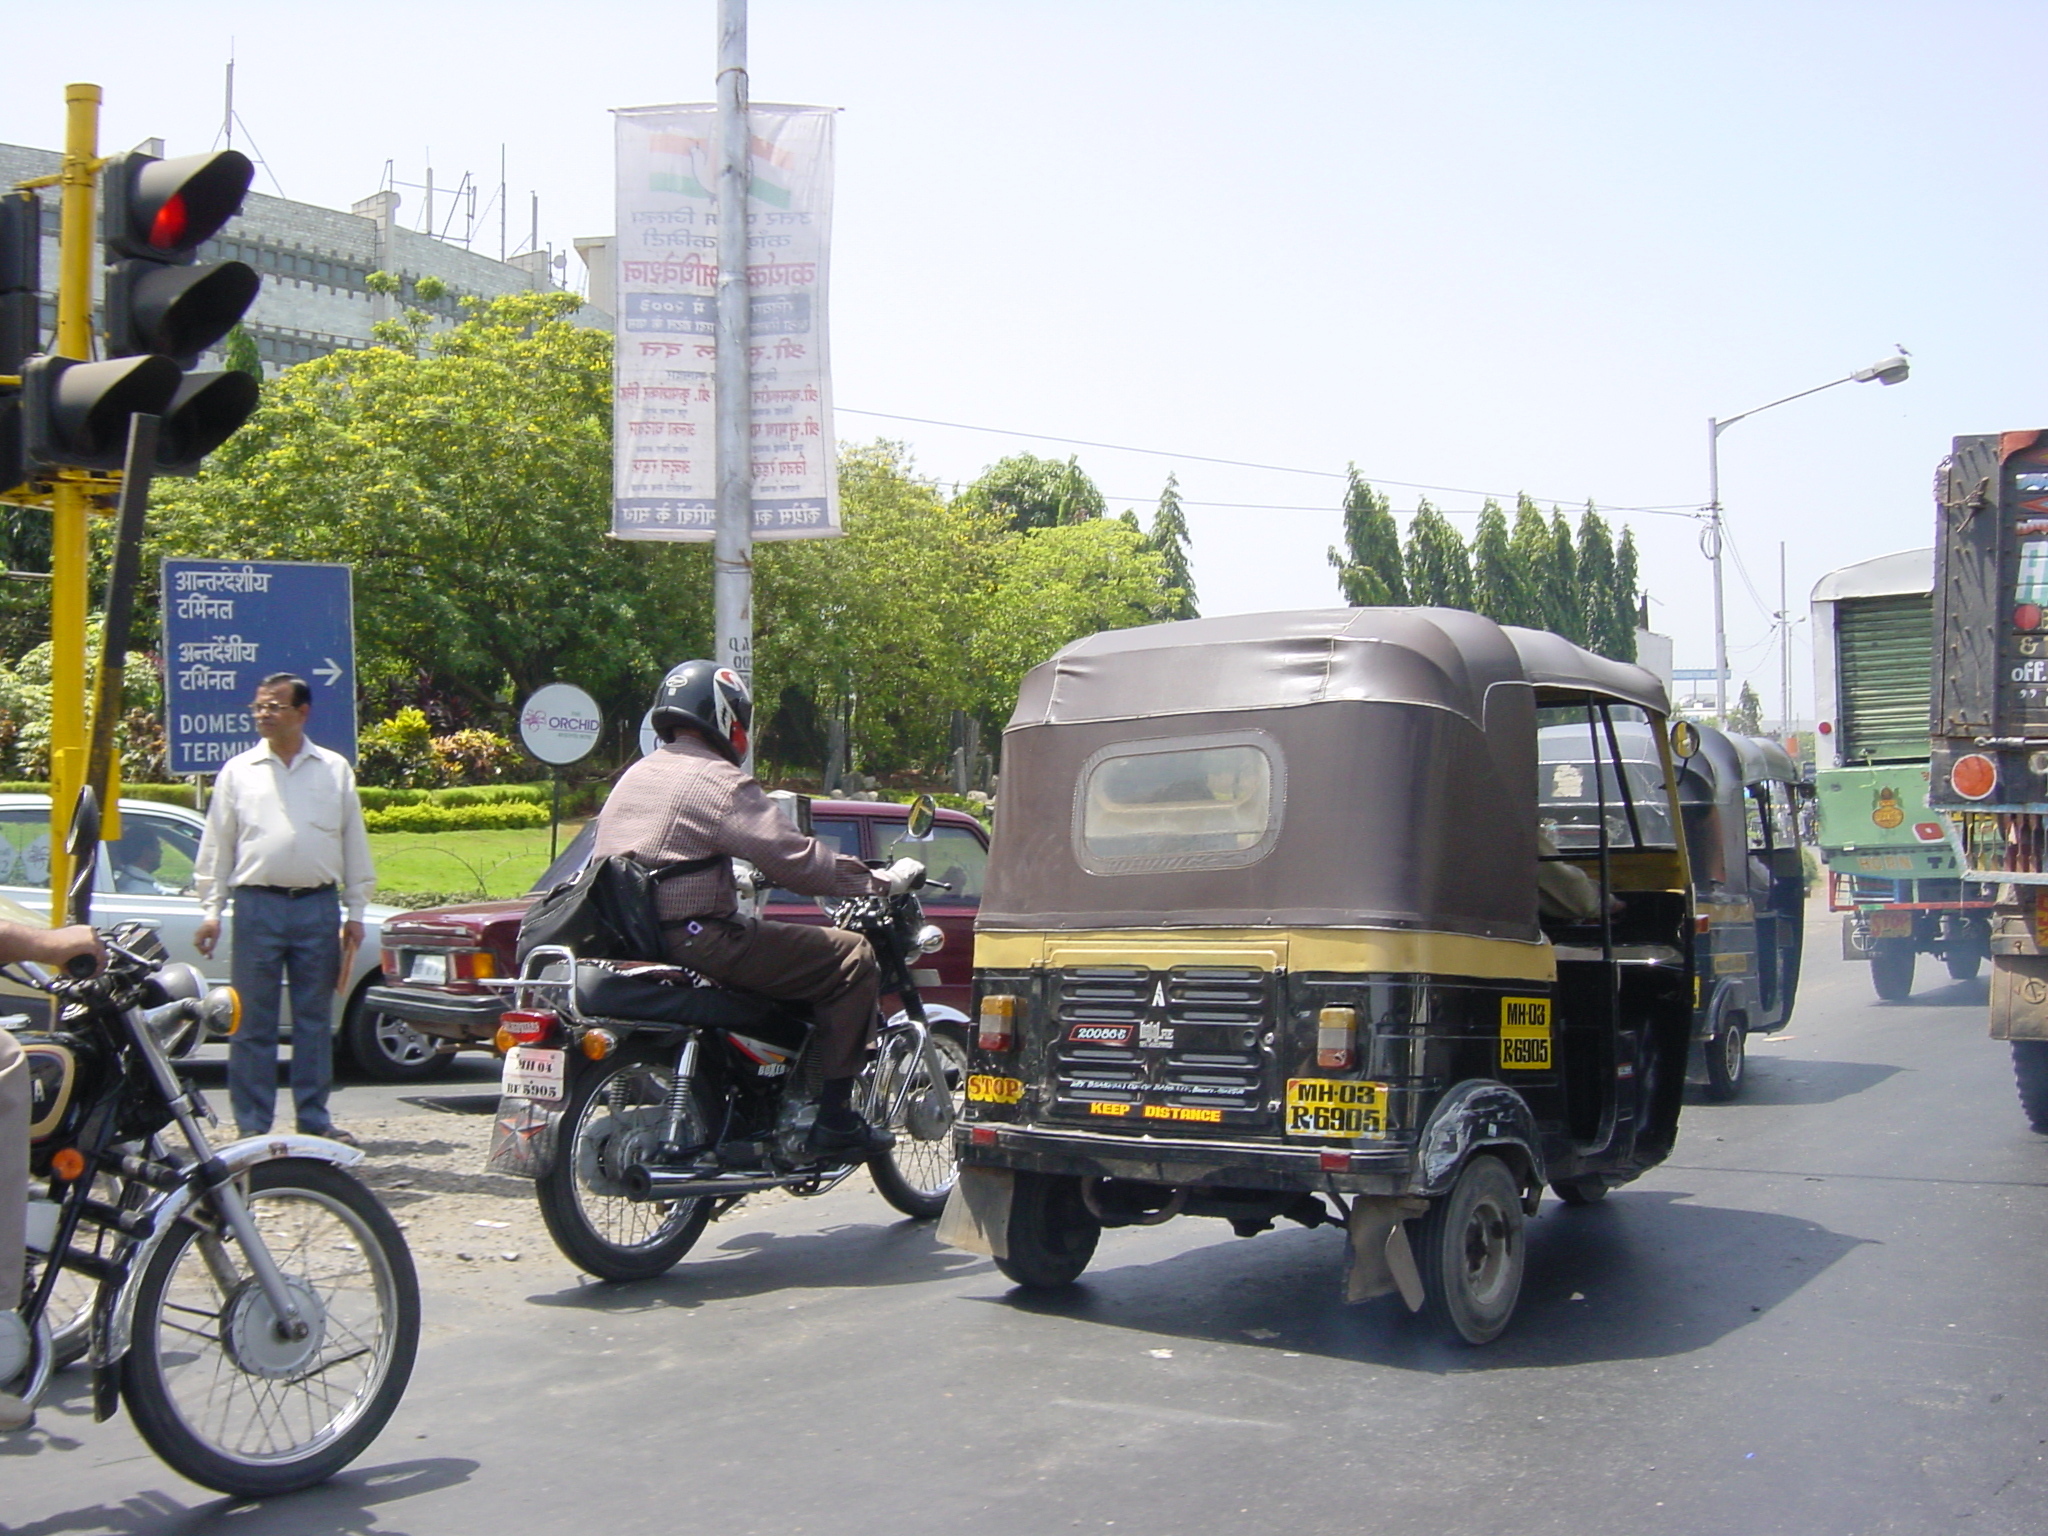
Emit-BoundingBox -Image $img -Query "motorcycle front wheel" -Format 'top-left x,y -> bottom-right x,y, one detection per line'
536,1048 -> 714,1280
868,1027 -> 966,1220
122,1157 -> 420,1497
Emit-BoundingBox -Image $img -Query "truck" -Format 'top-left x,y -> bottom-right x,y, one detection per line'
1927,432 -> 2048,1131
1811,548 -> 1993,1001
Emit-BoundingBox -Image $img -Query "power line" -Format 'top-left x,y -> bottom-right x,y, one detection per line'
839,406 -> 1701,518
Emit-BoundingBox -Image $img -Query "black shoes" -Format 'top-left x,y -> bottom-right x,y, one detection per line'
805,1108 -> 895,1160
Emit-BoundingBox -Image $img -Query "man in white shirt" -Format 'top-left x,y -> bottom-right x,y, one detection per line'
193,673 -> 376,1142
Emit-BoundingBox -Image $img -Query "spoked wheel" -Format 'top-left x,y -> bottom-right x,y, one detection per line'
536,1050 -> 713,1281
1705,1010 -> 1747,1102
996,1171 -> 1102,1290
1870,938 -> 1916,1001
344,1001 -> 455,1083
1413,1155 -> 1526,1345
868,1028 -> 966,1220
121,1158 -> 419,1498
2014,1040 -> 2048,1134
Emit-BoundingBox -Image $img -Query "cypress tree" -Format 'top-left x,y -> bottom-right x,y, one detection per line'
1510,495 -> 1553,622
1470,501 -> 1529,628
1149,472 -> 1198,620
1328,470 -> 1408,606
1575,505 -> 1619,657
1405,500 -> 1474,611
1612,526 -> 1641,663
1546,510 -> 1584,643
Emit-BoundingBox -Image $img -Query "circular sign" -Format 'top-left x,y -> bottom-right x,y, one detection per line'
1950,752 -> 1998,802
519,683 -> 603,766
639,709 -> 661,758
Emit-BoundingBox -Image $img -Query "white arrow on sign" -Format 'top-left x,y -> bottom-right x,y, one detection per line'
313,657 -> 344,687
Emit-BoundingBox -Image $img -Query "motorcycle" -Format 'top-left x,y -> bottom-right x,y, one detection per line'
3,791 -> 419,1496
485,795 -> 965,1282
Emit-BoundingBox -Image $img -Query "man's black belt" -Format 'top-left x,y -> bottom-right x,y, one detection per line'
235,883 -> 337,898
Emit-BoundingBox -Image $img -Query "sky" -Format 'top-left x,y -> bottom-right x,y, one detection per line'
8,1 -> 2043,722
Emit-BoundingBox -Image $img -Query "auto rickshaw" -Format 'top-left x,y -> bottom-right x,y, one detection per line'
1538,721 -> 1807,1101
939,608 -> 1697,1344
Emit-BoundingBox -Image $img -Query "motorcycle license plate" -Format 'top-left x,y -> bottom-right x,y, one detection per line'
502,1046 -> 566,1104
1283,1078 -> 1387,1139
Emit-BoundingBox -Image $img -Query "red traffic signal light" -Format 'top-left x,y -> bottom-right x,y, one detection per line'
102,150 -> 258,365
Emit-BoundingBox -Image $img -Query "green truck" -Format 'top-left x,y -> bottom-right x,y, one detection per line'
1811,547 -> 1992,1001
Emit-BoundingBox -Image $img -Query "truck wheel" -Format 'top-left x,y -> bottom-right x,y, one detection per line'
2014,1041 -> 2048,1134
995,1171 -> 1101,1290
1870,938 -> 1916,1002
1413,1154 -> 1525,1345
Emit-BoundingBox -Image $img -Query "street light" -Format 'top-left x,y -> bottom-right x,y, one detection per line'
1705,354 -> 1910,722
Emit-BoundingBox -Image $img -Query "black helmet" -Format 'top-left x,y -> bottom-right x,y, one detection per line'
650,660 -> 753,764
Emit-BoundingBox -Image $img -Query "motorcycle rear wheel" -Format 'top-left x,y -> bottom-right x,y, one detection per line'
868,1028 -> 966,1220
122,1157 -> 419,1497
537,1049 -> 714,1280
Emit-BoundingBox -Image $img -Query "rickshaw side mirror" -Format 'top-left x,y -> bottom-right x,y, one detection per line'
906,793 -> 938,841
1670,721 -> 1701,762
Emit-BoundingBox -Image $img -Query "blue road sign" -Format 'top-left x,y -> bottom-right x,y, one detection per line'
162,559 -> 357,773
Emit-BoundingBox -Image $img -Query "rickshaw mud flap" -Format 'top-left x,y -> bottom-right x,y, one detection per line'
938,1165 -> 1014,1258
1344,1196 -> 1428,1309
1411,1081 -> 1544,1200
485,1095 -> 565,1179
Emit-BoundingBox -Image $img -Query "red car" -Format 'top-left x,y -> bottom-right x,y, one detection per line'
355,798 -> 991,1081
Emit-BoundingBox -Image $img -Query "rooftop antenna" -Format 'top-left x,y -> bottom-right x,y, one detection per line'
211,45 -> 287,197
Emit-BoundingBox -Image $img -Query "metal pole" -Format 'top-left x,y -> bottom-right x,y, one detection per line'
1707,416 -> 1725,725
1778,541 -> 1790,738
714,0 -> 754,758
47,83 -> 100,919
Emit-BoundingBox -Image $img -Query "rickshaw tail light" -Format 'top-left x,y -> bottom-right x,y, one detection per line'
1695,915 -> 1711,934
978,994 -> 1020,1052
498,1009 -> 558,1047
1319,1151 -> 1350,1173
970,1126 -> 999,1147
1317,1006 -> 1359,1070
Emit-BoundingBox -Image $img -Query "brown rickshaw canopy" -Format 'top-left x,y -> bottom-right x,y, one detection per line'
981,608 -> 1671,944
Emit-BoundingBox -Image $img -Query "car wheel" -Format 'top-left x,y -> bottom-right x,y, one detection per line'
344,999 -> 455,1083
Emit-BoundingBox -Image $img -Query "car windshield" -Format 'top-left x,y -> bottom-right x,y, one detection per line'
530,822 -> 599,892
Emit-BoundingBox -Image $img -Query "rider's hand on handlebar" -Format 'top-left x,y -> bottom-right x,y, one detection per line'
879,857 -> 927,896
42,924 -> 104,977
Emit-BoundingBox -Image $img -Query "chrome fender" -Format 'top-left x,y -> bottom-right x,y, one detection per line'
107,1134 -> 366,1361
1407,1080 -> 1543,1200
884,1003 -> 970,1031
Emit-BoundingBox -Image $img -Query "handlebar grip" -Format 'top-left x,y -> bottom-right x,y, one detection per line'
64,953 -> 100,979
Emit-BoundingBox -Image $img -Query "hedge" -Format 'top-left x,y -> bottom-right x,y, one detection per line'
361,800 -> 551,834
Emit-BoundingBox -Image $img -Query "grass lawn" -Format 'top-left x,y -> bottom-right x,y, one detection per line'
370,821 -> 587,906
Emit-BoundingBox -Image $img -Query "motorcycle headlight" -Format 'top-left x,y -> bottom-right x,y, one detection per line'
914,924 -> 946,955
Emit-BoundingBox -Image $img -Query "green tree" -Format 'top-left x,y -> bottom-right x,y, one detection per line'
1469,500 -> 1533,628
1509,495 -> 1553,621
1731,681 -> 1764,735
148,290 -> 709,729
1404,500 -> 1473,610
1544,510 -> 1584,643
1575,505 -> 1621,657
955,453 -> 1105,530
223,323 -> 262,382
1328,470 -> 1407,606
1148,472 -> 1197,620
1611,526 -> 1641,663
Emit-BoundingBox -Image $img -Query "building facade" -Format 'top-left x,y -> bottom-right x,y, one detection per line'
1,141 -> 608,372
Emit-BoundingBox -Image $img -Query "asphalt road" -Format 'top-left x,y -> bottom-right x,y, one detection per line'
7,924 -> 2047,1536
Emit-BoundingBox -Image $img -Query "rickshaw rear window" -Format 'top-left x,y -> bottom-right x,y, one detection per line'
1536,721 -> 1677,851
1076,734 -> 1281,874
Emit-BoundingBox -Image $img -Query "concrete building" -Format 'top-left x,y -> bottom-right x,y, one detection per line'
0,141 -> 608,372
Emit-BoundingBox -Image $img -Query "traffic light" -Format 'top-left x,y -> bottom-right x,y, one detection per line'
99,149 -> 260,472
20,353 -> 180,471
0,190 -> 39,493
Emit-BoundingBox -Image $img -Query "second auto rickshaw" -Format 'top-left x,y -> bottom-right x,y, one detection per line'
939,608 -> 1697,1343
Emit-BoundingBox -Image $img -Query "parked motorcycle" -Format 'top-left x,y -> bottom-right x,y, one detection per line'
3,791 -> 419,1496
486,795 -> 964,1282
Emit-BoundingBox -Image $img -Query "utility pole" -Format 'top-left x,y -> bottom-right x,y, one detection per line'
1778,541 -> 1791,738
713,0 -> 754,740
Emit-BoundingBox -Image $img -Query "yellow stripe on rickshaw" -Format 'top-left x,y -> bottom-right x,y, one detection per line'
973,927 -> 1557,983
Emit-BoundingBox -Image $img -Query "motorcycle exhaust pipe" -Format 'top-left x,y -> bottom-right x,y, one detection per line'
621,1164 -> 814,1201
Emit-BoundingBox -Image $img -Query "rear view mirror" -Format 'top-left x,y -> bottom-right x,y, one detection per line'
1670,721 -> 1701,763
906,793 -> 937,841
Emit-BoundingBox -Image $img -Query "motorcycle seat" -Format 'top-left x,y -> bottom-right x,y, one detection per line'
573,960 -> 805,1037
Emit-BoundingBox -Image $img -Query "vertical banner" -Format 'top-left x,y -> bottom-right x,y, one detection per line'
613,103 -> 839,541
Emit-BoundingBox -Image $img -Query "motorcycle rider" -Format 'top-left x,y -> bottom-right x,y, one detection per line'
593,661 -> 920,1160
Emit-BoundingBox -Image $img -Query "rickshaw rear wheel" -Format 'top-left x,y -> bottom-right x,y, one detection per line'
2014,1041 -> 2048,1134
1870,939 -> 1916,1001
1414,1155 -> 1525,1345
995,1171 -> 1102,1290
1704,1011 -> 1746,1102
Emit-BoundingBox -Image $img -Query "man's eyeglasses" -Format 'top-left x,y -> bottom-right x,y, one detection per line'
250,702 -> 300,715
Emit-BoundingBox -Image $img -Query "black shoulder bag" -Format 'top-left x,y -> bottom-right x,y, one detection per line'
516,852 -> 723,964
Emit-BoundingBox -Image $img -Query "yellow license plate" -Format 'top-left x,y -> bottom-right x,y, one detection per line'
1283,1078 -> 1386,1139
1500,996 -> 1553,1071
1865,909 -> 1913,940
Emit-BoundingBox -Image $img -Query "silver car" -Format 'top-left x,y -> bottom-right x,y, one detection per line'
0,793 -> 399,1064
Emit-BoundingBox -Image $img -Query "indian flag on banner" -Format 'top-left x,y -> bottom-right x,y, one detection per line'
643,131 -> 794,206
